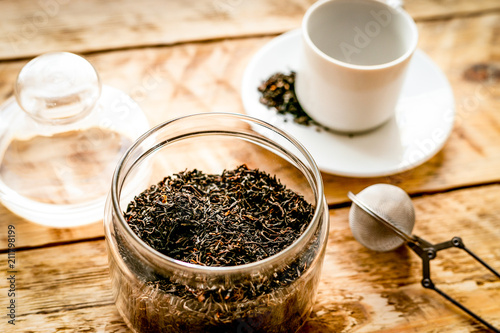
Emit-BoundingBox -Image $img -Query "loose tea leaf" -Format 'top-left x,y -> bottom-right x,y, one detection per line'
258,72 -> 317,126
117,165 -> 323,332
125,164 -> 314,266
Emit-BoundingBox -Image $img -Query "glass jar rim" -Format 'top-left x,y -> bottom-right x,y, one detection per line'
111,112 -> 326,275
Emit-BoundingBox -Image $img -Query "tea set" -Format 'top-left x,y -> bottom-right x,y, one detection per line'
1,0 -> 497,332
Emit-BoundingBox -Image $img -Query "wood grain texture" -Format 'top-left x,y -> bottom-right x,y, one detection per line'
0,0 -> 316,60
407,0 -> 500,21
1,13 -> 499,209
0,0 -> 499,60
0,203 -> 104,250
1,2 -> 500,332
1,185 -> 499,332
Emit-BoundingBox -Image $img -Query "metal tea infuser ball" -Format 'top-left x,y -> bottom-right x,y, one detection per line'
348,184 -> 500,332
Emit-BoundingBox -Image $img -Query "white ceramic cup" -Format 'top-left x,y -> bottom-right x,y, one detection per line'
295,0 -> 418,133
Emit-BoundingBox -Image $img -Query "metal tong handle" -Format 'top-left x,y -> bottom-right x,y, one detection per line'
348,192 -> 500,332
408,236 -> 500,333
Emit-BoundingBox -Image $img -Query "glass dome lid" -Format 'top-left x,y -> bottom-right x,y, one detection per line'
0,52 -> 150,227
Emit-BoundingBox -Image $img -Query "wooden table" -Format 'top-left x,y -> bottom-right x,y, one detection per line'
1,0 -> 500,332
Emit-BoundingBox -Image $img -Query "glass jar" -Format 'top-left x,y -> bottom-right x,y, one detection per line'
104,113 -> 329,333
0,52 -> 149,227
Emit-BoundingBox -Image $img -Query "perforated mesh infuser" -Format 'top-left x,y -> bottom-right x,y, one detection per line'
349,184 -> 415,252
347,184 -> 500,332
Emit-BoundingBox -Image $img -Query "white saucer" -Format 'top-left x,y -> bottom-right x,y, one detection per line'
241,29 -> 455,177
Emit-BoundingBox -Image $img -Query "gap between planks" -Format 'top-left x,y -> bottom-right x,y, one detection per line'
1,6 -> 500,64
0,235 -> 105,255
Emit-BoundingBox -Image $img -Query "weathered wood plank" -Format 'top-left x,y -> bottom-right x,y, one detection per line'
407,0 -> 500,21
1,185 -> 499,332
0,0 -> 499,60
0,239 -> 119,332
0,0 -> 315,60
10,306 -> 129,333
0,204 -> 104,250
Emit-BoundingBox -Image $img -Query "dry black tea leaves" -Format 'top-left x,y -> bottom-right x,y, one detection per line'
118,165 -> 321,332
258,71 -> 317,126
124,164 -> 314,266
